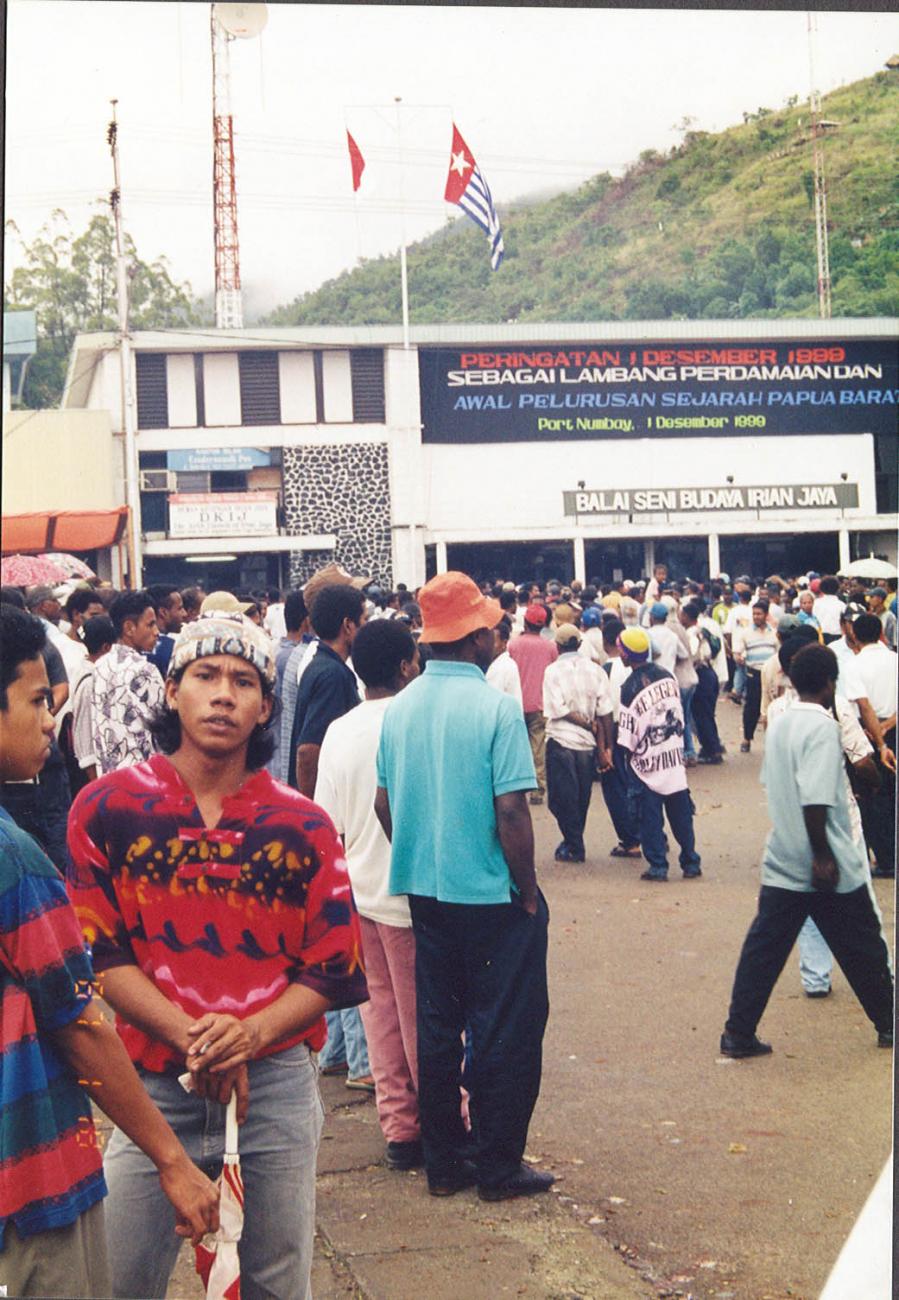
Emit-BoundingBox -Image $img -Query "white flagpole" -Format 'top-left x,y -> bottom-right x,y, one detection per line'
394,96 -> 410,350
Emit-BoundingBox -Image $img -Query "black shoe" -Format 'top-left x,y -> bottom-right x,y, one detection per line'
877,1031 -> 893,1049
720,1031 -> 773,1059
697,754 -> 724,765
804,987 -> 831,999
428,1159 -> 477,1197
386,1140 -> 424,1170
640,868 -> 668,881
682,867 -> 702,879
871,868 -> 895,879
555,844 -> 585,863
478,1163 -> 555,1202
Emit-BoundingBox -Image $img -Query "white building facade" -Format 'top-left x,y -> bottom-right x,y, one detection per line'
64,318 -> 898,590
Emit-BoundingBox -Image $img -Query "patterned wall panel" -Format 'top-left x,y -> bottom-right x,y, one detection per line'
283,442 -> 392,586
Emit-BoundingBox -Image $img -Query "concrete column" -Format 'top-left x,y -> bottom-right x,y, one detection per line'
708,533 -> 721,579
838,528 -> 851,573
643,539 -> 655,579
436,540 -> 448,573
573,534 -> 586,586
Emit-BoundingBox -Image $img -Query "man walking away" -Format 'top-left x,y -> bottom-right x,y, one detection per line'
315,619 -> 423,1170
852,613 -> 897,877
543,623 -> 613,863
598,619 -> 641,858
721,643 -> 893,1058
508,603 -> 558,804
266,588 -> 309,779
375,573 -> 553,1203
67,614 -> 114,794
617,628 -> 701,883
680,602 -> 725,763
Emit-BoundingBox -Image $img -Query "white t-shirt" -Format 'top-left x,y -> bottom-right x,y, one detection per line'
813,593 -> 844,636
264,602 -> 286,641
724,604 -> 753,638
486,651 -> 523,709
649,624 -> 683,675
314,697 -> 411,927
855,642 -> 898,721
602,656 -> 631,724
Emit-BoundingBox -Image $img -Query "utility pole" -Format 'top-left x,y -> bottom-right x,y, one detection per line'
108,100 -> 142,588
807,12 -> 832,319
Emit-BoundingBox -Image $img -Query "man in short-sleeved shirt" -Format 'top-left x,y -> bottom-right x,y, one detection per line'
721,643 -> 893,1058
375,573 -> 553,1204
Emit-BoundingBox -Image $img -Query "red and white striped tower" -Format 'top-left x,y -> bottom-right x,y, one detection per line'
211,5 -> 243,328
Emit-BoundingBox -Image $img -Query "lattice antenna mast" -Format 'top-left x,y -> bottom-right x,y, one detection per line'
211,7 -> 243,328
807,12 -> 832,319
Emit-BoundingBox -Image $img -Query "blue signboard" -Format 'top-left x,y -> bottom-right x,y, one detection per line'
419,338 -> 899,442
167,448 -> 272,472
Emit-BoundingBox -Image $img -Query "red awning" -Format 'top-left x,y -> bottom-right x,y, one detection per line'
1,508 -> 129,555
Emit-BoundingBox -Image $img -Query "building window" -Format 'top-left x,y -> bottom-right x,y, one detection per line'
136,354 -> 169,428
350,349 -> 386,422
239,351 -> 281,425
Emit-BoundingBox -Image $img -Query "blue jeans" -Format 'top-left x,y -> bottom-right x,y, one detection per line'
631,773 -> 700,876
104,1044 -> 323,1300
798,917 -> 834,993
680,685 -> 697,759
600,739 -> 640,848
318,1006 -> 370,1079
732,663 -> 746,699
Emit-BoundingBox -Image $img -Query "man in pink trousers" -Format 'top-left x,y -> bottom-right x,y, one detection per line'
314,618 -> 423,1168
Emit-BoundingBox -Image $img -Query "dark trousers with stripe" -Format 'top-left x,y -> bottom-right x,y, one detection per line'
546,737 -> 595,855
692,664 -> 723,757
725,884 -> 894,1040
409,891 -> 549,1190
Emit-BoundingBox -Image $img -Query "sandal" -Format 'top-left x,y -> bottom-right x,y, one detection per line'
610,844 -> 642,858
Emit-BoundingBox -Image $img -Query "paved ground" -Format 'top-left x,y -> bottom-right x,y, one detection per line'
154,699 -> 893,1299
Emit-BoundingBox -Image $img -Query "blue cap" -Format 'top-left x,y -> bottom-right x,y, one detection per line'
581,605 -> 602,629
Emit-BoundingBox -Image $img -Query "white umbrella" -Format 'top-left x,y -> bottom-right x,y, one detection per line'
195,1093 -> 243,1300
838,557 -> 898,581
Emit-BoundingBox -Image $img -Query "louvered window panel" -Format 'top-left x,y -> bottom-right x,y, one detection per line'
176,471 -> 211,493
239,351 -> 281,425
136,353 -> 169,428
350,349 -> 385,422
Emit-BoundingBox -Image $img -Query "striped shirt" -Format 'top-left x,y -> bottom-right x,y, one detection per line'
0,807 -> 105,1243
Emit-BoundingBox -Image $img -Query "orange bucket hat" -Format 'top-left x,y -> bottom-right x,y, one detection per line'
418,572 -> 504,644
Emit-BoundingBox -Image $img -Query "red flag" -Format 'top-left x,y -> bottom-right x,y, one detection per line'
347,131 -> 365,192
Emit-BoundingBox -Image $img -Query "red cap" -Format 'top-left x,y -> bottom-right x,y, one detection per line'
418,572 -> 503,644
524,604 -> 548,627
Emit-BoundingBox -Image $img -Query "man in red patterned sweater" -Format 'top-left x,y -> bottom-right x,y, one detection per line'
67,610 -> 367,1300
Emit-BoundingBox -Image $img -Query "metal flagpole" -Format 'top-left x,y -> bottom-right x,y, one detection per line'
394,96 -> 411,350
108,100 -> 142,589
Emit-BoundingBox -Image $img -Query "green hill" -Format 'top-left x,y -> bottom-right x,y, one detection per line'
265,70 -> 899,326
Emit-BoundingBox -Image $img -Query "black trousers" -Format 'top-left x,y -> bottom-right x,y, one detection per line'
0,759 -> 71,870
409,891 -> 549,1189
858,726 -> 896,875
742,669 -> 763,742
546,737 -> 595,854
692,663 -> 723,757
725,884 -> 894,1040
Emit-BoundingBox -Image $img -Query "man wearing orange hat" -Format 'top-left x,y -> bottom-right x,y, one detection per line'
375,573 -> 553,1203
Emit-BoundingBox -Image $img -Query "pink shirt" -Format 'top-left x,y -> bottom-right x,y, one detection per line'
508,632 -> 558,712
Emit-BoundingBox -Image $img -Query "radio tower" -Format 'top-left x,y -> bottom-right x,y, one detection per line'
211,6 -> 243,328
807,12 -> 832,319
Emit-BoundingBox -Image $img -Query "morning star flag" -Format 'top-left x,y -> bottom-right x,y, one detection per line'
347,130 -> 365,192
444,123 -> 504,270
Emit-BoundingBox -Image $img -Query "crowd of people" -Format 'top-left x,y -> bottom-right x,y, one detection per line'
0,556 -> 895,1297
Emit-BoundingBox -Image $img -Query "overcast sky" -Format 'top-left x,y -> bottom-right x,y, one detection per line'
5,3 -> 898,317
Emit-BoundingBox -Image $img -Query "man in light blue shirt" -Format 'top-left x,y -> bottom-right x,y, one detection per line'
721,643 -> 894,1058
375,573 -> 553,1204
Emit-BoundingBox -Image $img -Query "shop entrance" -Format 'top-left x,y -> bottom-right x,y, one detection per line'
654,537 -> 710,583
444,540 -> 574,586
142,553 -> 286,594
719,533 -> 839,581
583,540 -> 646,586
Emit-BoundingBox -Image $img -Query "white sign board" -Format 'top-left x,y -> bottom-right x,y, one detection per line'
168,493 -> 278,538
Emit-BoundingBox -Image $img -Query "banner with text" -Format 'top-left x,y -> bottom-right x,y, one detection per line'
419,339 -> 898,442
563,482 -> 859,516
168,492 -> 278,538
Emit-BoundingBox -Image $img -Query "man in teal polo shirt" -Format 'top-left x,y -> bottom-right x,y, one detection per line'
375,572 -> 553,1203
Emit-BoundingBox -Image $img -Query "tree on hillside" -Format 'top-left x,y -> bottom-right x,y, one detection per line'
4,206 -> 207,408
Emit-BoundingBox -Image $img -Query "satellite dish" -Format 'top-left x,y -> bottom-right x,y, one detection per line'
213,3 -> 268,38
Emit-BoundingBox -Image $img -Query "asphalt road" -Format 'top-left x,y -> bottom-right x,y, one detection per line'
529,696 -> 895,1299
